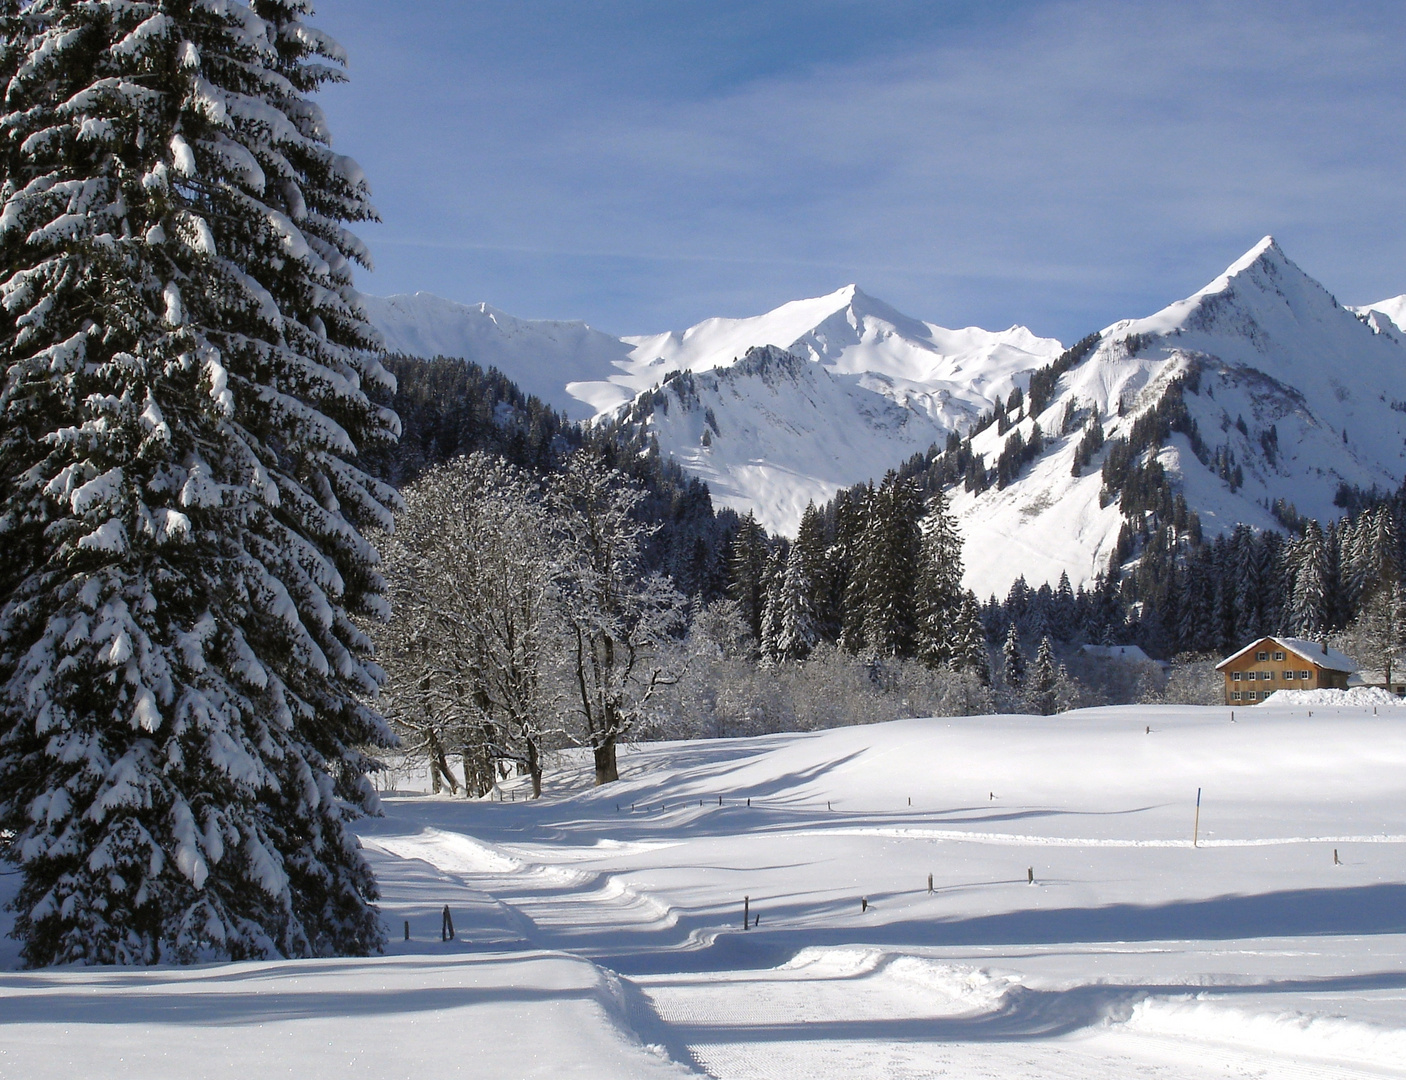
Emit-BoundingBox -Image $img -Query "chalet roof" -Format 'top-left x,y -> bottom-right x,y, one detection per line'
1080,644 -> 1153,664
1216,636 -> 1356,673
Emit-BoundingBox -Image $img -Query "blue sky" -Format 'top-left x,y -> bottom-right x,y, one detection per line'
316,0 -> 1406,344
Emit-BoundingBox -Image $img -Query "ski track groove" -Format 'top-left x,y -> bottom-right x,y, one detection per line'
371,823 -> 1406,1079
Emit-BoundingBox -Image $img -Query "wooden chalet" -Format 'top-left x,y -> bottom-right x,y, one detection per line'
1215,636 -> 1356,705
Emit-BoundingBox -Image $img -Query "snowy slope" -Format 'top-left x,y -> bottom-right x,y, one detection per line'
360,292 -> 633,420
362,248 -> 1406,592
618,347 -> 963,531
955,237 -> 1406,599
601,288 -> 1061,533
9,703 -> 1406,1079
1351,294 -> 1406,344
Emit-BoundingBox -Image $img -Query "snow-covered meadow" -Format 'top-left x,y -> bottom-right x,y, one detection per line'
5,702 -> 1406,1078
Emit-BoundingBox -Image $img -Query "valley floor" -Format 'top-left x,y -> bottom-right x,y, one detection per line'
5,704 -> 1406,1078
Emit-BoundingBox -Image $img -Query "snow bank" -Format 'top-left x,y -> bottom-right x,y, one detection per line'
1125,996 -> 1406,1072
1260,686 -> 1406,707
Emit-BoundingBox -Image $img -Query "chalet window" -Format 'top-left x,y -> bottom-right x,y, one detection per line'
1273,651 -> 1285,661
1265,671 -> 1274,681
1284,671 -> 1294,679
1232,671 -> 1242,681
1232,691 -> 1242,701
1256,651 -> 1269,661
1299,670 -> 1311,680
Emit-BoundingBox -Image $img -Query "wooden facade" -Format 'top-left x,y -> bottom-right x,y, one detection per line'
1215,637 -> 1355,705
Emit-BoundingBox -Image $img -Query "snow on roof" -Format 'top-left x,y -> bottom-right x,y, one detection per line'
1080,644 -> 1153,663
1216,637 -> 1356,673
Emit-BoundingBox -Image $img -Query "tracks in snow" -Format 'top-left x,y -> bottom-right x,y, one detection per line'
365,824 -> 1406,1080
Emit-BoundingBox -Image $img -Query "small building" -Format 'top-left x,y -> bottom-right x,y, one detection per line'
1349,671 -> 1406,697
1080,644 -> 1153,664
1215,636 -> 1355,705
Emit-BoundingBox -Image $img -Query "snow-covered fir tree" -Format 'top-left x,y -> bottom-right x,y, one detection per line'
1032,637 -> 1057,715
1289,521 -> 1329,637
1002,624 -> 1024,687
0,2 -> 399,966
953,594 -> 990,685
758,546 -> 786,665
775,537 -> 820,662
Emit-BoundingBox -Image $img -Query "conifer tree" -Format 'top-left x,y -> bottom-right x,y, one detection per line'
839,484 -> 875,653
0,2 -> 398,966
953,593 -> 990,685
727,512 -> 767,645
776,537 -> 819,662
758,546 -> 786,665
1002,624 -> 1024,687
1290,521 -> 1329,637
915,490 -> 963,668
855,475 -> 922,658
1032,636 -> 1057,715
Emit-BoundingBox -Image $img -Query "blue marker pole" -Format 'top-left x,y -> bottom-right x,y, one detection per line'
1193,787 -> 1202,848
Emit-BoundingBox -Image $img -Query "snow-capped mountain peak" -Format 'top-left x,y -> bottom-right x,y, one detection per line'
566,285 -> 1061,421
1349,293 -> 1406,345
951,237 -> 1406,598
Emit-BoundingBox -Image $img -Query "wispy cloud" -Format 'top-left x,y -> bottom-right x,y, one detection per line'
319,0 -> 1406,338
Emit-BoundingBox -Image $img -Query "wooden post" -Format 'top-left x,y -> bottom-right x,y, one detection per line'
927,872 -> 934,894
1027,867 -> 1034,885
1193,787 -> 1202,848
442,905 -> 454,941
908,797 -> 912,806
1334,848 -> 1341,865
747,797 -> 750,807
403,920 -> 409,941
743,896 -> 749,930
861,897 -> 868,912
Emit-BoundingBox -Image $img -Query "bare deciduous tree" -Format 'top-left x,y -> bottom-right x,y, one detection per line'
551,454 -> 684,785
379,455 -> 562,796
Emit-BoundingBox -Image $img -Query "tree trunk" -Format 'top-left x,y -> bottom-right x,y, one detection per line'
426,728 -> 459,795
593,739 -> 619,785
527,739 -> 543,799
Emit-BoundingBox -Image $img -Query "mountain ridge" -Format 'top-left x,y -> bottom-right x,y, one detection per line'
362,240 -> 1406,599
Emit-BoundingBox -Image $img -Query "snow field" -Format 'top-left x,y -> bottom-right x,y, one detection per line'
5,703 -> 1406,1077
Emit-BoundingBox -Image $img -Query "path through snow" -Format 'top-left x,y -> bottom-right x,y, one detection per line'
5,703 -> 1406,1079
